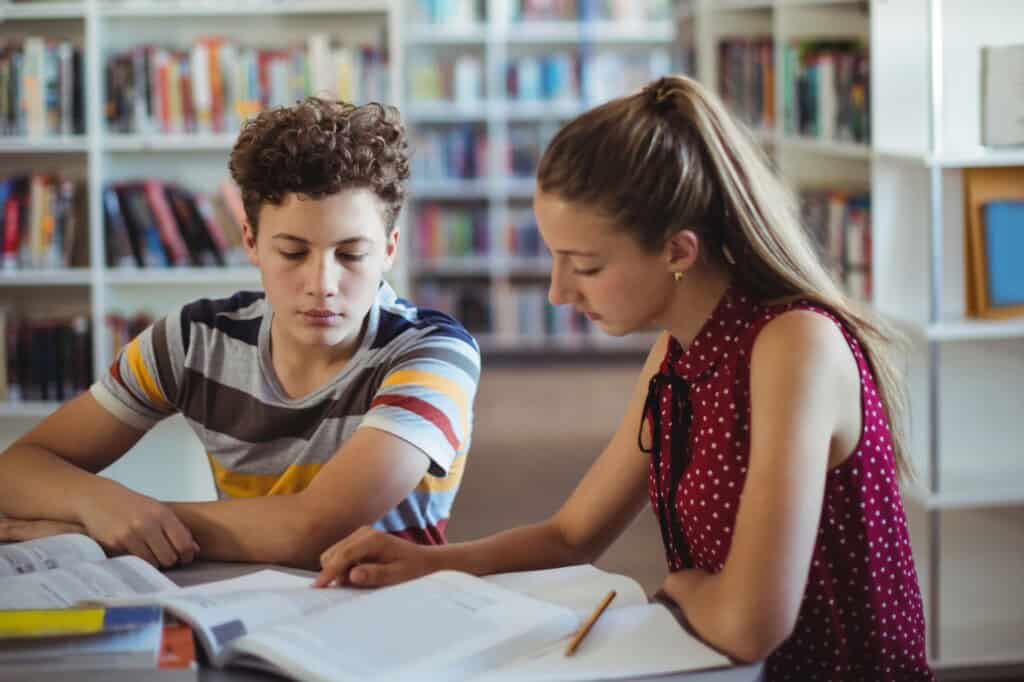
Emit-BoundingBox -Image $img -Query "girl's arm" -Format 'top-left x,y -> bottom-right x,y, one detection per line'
659,310 -> 860,662
315,333 -> 672,587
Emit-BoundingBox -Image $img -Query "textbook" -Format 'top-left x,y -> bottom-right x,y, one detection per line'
0,533 -> 578,681
0,533 -> 732,681
0,533 -> 180,608
0,607 -> 165,676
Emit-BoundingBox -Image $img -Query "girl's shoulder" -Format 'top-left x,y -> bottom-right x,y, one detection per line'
743,297 -> 856,368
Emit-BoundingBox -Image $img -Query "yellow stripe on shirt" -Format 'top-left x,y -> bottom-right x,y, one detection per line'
208,454 -> 323,497
382,369 -> 469,437
125,337 -> 172,411
210,450 -> 467,498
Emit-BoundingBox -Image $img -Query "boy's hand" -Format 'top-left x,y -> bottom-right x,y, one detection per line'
78,490 -> 200,568
314,526 -> 435,588
0,518 -> 87,542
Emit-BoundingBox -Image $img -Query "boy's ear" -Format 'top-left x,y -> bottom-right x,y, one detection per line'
242,220 -> 259,266
382,227 -> 400,273
665,228 -> 700,275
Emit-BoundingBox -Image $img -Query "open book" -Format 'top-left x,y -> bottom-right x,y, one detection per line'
1,533 -> 732,681
0,533 -> 180,607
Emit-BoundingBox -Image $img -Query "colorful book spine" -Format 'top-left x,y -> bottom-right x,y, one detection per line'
0,606 -> 162,639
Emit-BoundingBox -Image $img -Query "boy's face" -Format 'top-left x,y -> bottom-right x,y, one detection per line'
243,189 -> 398,356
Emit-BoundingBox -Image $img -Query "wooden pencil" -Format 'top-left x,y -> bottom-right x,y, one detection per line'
564,590 -> 616,656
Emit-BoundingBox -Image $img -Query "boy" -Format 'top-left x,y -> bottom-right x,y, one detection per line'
0,98 -> 480,569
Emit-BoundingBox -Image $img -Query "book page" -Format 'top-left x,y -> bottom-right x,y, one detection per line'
226,570 -> 579,682
0,556 -> 177,609
484,564 -> 648,614
0,533 -> 105,577
156,585 -> 362,667
474,603 -> 731,681
99,569 -> 322,664
174,568 -> 311,595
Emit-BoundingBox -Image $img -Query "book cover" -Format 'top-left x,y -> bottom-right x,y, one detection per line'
982,200 -> 1024,306
0,606 -> 162,639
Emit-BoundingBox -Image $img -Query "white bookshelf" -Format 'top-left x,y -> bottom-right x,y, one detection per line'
0,268 -> 92,286
0,0 -> 404,498
0,137 -> 91,153
404,0 -> 675,355
870,0 -> 1024,664
0,402 -> 65,419
688,0 -> 1024,668
0,2 -> 86,19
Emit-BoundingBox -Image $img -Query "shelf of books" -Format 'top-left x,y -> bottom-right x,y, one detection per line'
405,0 -> 675,356
0,0 -> 401,415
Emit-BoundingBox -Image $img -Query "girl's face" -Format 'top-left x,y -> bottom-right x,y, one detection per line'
244,189 -> 398,356
534,190 -> 678,337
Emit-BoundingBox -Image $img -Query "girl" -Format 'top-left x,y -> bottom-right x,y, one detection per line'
314,76 -> 934,681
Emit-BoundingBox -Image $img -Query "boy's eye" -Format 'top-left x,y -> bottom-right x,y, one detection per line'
573,266 -> 602,276
280,251 -> 306,260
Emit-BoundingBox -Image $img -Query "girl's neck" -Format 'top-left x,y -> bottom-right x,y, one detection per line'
664,266 -> 733,350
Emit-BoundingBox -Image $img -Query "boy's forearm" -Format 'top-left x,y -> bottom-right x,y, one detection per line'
0,446 -> 117,523
168,496 -> 346,569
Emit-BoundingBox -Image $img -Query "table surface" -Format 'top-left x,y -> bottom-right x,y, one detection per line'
163,561 -> 764,682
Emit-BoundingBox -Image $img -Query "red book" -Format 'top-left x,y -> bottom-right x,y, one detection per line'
2,196 -> 20,269
143,180 -> 189,265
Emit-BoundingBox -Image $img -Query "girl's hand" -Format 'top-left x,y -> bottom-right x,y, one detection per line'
314,526 -> 436,588
0,518 -> 87,542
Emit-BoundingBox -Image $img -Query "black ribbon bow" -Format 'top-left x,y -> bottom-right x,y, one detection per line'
639,371 -> 695,569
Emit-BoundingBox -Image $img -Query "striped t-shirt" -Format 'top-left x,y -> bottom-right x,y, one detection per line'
91,282 -> 480,545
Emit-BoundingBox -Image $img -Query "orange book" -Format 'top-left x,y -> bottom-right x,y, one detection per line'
203,38 -> 225,133
158,620 -> 197,670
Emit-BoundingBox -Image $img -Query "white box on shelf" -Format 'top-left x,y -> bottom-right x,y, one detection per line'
980,43 -> 1024,147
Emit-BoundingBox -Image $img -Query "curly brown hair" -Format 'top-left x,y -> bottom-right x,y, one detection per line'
228,97 -> 410,235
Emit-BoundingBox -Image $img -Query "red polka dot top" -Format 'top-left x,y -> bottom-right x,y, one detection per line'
641,287 -> 934,681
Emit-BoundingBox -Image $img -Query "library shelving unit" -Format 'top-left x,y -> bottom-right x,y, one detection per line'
871,0 -> 1024,671
685,0 -> 1024,671
403,0 -> 674,356
0,0 -> 403,498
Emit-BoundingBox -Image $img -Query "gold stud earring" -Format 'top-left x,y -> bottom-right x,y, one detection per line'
673,271 -> 684,282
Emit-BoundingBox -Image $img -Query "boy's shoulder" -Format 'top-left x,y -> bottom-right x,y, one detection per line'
373,290 -> 478,355
178,290 -> 267,350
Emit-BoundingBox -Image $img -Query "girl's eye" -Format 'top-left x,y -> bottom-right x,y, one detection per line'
337,252 -> 367,261
280,251 -> 306,260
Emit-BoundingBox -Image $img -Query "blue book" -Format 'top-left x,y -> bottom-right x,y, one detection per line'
983,201 -> 1024,306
